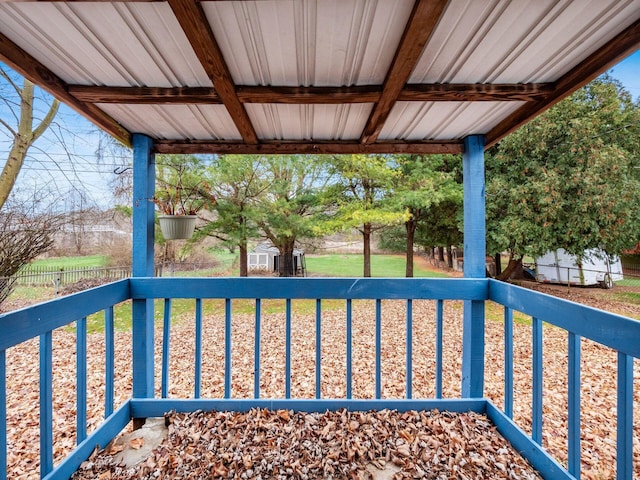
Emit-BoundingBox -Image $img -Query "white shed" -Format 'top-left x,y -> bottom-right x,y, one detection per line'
248,244 -> 306,276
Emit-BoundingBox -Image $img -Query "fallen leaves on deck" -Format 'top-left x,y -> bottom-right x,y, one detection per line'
72,408 -> 541,479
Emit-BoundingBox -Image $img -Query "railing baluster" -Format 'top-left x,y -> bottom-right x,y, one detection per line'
406,299 -> 413,399
1,349 -> 6,480
285,299 -> 292,399
104,306 -> 114,418
161,299 -> 172,399
616,352 -> 633,480
568,332 -> 581,478
435,299 -> 444,399
254,299 -> 261,399
532,316 -> 543,445
39,331 -> 53,476
76,317 -> 87,444
504,307 -> 514,418
316,299 -> 322,400
194,299 -> 203,399
375,299 -> 382,399
346,299 -> 353,399
224,298 -> 232,399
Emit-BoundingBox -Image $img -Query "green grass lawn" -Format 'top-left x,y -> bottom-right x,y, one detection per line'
29,255 -> 108,269
616,278 -> 640,287
612,290 -> 640,305
305,254 -> 449,278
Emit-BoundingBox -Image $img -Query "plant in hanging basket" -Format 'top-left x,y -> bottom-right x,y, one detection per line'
153,156 -> 216,240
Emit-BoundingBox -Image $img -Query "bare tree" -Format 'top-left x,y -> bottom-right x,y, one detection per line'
0,195 -> 63,304
0,67 -> 60,208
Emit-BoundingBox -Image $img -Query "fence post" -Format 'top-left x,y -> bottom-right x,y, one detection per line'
461,134 -> 486,398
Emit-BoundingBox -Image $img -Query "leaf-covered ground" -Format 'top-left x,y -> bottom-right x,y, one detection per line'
5,298 -> 640,479
73,409 -> 542,480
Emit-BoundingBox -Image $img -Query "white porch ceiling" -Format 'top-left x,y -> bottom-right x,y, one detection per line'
0,0 -> 638,154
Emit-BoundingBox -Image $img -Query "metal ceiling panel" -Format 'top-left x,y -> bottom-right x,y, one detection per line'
0,0 -> 637,151
411,0 -> 640,84
246,103 -> 373,140
379,101 -> 526,141
0,3 -> 211,87
203,0 -> 414,86
98,104 -> 241,141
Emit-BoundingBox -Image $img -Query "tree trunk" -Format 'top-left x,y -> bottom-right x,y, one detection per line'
405,219 -> 417,277
494,253 -> 502,277
437,246 -> 445,264
0,79 -> 59,209
239,242 -> 248,277
497,257 -> 523,281
363,223 -> 372,277
278,242 -> 295,277
447,246 -> 454,269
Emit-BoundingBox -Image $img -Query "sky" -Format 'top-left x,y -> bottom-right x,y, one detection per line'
1,49 -> 639,211
607,50 -> 640,100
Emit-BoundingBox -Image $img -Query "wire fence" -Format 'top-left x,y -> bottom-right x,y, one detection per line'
15,266 -> 132,287
12,260 -> 236,288
9,256 -> 640,288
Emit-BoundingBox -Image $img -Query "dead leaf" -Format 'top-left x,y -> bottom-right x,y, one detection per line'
129,437 -> 144,450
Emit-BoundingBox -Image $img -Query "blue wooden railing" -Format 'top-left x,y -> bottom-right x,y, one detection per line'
0,278 -> 637,480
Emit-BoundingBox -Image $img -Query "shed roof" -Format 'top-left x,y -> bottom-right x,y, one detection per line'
1,0 -> 639,155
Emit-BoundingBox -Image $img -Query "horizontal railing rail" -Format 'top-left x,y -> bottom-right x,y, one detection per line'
129,276 -> 488,300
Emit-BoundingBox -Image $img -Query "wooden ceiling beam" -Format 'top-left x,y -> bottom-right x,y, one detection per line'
486,17 -> 640,148
69,85 -> 222,105
0,31 -> 131,146
69,86 -> 221,104
236,85 -> 381,104
154,140 -> 462,155
360,0 -> 449,144
69,82 -> 551,104
399,83 -> 553,102
167,0 -> 258,144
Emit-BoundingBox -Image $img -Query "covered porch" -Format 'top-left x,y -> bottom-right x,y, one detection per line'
0,1 -> 639,479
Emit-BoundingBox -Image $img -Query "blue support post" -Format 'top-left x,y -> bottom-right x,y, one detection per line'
132,134 -> 155,402
461,134 -> 486,398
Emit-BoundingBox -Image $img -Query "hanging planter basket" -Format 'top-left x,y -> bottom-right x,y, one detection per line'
158,215 -> 197,240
